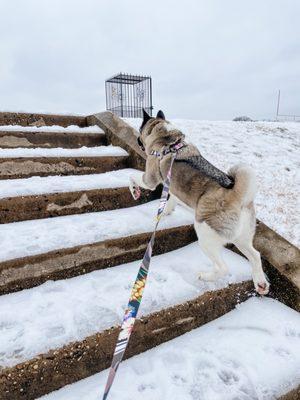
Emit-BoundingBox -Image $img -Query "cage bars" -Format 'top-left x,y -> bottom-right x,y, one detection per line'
105,73 -> 153,118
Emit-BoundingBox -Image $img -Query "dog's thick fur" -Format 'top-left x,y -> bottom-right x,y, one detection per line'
130,110 -> 269,295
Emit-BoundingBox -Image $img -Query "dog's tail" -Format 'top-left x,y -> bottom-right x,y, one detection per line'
228,164 -> 257,206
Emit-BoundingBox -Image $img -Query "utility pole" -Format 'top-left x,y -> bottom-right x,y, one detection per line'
276,89 -> 281,121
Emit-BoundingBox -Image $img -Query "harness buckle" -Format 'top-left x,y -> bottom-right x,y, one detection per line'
151,141 -> 186,158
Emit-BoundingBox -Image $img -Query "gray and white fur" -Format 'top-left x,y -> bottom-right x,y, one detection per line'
129,109 -> 269,295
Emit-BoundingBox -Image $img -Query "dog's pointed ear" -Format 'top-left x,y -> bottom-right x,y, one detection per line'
142,108 -> 151,123
156,110 -> 165,120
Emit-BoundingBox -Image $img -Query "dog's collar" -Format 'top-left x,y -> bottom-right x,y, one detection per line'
150,140 -> 186,158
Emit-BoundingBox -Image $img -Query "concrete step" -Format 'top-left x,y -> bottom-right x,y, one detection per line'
0,201 -> 193,263
0,155 -> 128,179
0,146 -> 129,179
0,110 -> 298,400
0,225 -> 195,295
0,187 -> 158,223
0,241 -> 254,400
0,169 -> 155,223
0,111 -> 87,128
36,297 -> 300,400
0,129 -> 107,148
1,283 -> 253,400
0,201 -> 194,294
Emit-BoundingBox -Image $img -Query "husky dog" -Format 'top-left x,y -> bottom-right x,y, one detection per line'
129,109 -> 269,295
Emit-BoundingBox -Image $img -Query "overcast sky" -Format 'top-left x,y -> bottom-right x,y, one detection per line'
0,0 -> 299,120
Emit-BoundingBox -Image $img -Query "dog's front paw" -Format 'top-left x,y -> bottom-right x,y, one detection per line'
253,272 -> 270,295
129,177 -> 141,200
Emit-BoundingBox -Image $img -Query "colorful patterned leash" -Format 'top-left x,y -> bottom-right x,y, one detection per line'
102,153 -> 176,400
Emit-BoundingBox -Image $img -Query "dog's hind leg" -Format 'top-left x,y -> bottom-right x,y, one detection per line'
194,221 -> 229,281
233,237 -> 269,295
232,208 -> 269,295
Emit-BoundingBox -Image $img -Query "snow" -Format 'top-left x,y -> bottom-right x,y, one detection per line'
124,118 -> 300,248
0,201 -> 193,262
0,117 -> 297,399
39,297 -> 300,400
0,145 -> 127,158
0,169 -> 140,198
0,124 -> 103,133
0,242 -> 252,368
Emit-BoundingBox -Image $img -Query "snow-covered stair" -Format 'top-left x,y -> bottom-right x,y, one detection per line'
0,201 -> 195,294
38,297 -> 300,400
0,169 -> 158,222
0,242 -> 254,399
0,168 -> 139,198
0,112 -> 248,400
0,145 -> 129,179
0,111 -> 298,400
0,243 -> 252,369
0,125 -> 107,148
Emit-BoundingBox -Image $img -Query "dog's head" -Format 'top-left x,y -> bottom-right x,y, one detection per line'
137,109 -> 166,151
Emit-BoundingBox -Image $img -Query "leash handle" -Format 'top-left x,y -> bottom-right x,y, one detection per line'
102,154 -> 176,400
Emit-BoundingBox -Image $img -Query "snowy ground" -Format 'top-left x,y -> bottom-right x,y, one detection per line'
0,169 -> 139,198
0,145 -> 127,158
0,201 -> 193,262
39,297 -> 300,400
1,119 -> 298,400
125,119 -> 300,248
0,242 -> 251,368
0,124 -> 103,133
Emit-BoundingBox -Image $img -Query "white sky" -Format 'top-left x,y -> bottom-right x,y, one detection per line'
0,0 -> 299,120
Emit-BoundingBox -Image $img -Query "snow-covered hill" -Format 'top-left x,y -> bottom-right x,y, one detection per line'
125,119 -> 299,248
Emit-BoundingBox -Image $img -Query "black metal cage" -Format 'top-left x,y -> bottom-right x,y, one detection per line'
105,73 -> 153,118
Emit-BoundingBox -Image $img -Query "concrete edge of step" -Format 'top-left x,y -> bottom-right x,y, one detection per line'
0,280 -> 254,400
0,111 -> 87,128
0,155 -> 129,180
0,186 -> 159,223
0,130 -> 105,136
87,111 -> 146,170
0,130 -> 107,149
278,385 -> 300,400
0,225 -> 197,295
89,111 -> 300,312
